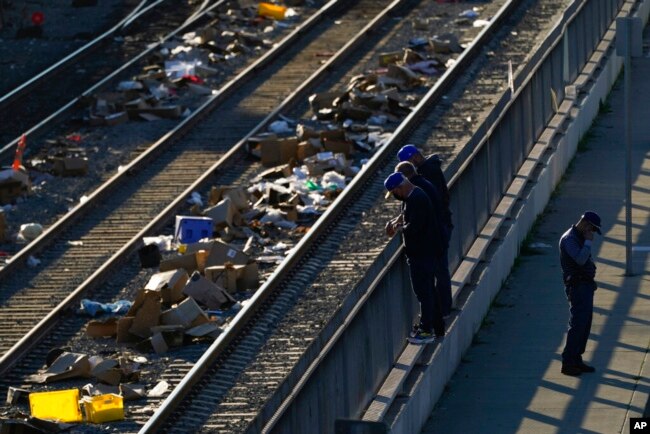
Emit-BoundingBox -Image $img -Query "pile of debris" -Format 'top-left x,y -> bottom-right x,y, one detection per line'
26,134 -> 90,177
3,350 -> 168,429
84,4 -> 302,126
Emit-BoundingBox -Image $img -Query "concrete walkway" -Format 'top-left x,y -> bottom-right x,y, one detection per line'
422,36 -> 650,434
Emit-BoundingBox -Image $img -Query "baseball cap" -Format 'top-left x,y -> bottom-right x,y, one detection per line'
384,172 -> 405,191
397,144 -> 419,162
582,211 -> 602,234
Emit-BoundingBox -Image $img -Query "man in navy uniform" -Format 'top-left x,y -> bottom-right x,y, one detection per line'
384,172 -> 445,344
559,211 -> 601,376
395,161 -> 452,319
397,145 -> 453,316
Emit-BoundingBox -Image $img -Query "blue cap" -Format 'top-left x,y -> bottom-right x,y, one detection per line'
397,144 -> 419,162
582,211 -> 601,234
384,172 -> 405,191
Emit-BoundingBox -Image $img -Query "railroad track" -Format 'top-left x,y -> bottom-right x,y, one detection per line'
0,0 -> 426,430
146,0 -> 581,431
0,0 -> 613,431
0,0 -> 192,148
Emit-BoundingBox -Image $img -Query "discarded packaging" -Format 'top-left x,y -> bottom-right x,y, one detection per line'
29,389 -> 83,423
183,271 -> 235,310
160,297 -> 210,328
147,381 -> 169,398
86,318 -> 118,338
145,269 -> 189,304
175,216 -> 213,244
126,290 -> 161,338
18,223 -> 43,242
29,352 -> 90,383
83,394 -> 124,423
80,299 -> 131,317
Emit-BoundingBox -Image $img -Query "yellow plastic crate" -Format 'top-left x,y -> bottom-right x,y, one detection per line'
29,389 -> 83,423
83,393 -> 124,423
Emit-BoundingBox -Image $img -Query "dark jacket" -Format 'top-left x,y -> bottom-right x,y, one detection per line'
559,225 -> 596,285
409,174 -> 448,246
402,187 -> 444,258
417,155 -> 453,230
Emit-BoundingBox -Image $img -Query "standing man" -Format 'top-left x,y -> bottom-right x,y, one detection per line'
395,161 -> 452,318
384,172 -> 445,344
397,145 -> 453,316
559,211 -> 601,376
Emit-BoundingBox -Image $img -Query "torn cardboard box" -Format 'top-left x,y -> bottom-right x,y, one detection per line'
145,269 -> 189,304
204,197 -> 238,229
160,297 -> 209,329
183,271 -> 235,309
205,262 -> 259,293
29,352 -> 91,383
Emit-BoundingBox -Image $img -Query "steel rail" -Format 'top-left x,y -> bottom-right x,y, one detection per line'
138,0 -> 526,431
0,0 -> 338,280
0,0 -> 350,374
0,0 -> 225,162
0,0 -> 168,113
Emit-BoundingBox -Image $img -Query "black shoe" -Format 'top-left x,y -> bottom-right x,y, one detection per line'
577,362 -> 595,373
561,365 -> 582,376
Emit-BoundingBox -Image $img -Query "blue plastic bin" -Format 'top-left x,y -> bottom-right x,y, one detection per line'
175,216 -> 213,244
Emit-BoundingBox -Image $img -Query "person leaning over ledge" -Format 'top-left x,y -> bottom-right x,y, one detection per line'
384,172 -> 445,345
559,211 -> 601,376
397,144 -> 454,316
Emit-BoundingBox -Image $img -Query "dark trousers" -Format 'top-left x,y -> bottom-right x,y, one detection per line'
407,256 -> 445,336
436,249 -> 452,316
562,281 -> 595,365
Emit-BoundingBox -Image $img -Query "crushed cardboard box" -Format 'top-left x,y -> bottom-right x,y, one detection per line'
29,352 -> 90,383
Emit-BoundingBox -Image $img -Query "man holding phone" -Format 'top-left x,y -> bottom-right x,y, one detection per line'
559,211 -> 601,376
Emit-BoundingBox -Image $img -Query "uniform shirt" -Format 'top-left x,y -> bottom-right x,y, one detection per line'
559,225 -> 596,283
402,187 -> 444,259
417,154 -> 453,230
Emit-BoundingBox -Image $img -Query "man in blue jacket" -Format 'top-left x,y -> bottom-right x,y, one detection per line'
384,172 -> 445,344
559,211 -> 601,376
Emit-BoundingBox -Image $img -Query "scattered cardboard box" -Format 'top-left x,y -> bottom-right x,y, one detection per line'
145,269 -> 189,304
86,318 -> 118,338
116,317 -> 137,343
89,357 -> 121,386
126,290 -> 161,338
119,383 -> 145,401
204,197 -> 237,229
259,137 -> 299,167
204,262 -> 258,293
29,352 -> 90,383
185,322 -> 221,338
160,297 -> 209,329
183,271 -> 235,309
159,252 -> 198,274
